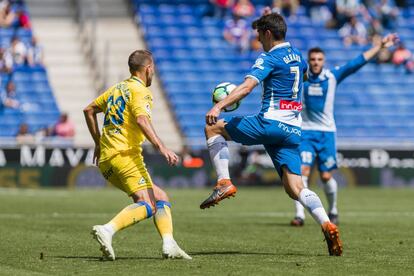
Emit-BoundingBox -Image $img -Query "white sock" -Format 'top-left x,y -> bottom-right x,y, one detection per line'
324,177 -> 338,215
207,135 -> 230,181
103,223 -> 116,237
298,188 -> 329,225
162,233 -> 175,244
294,176 -> 308,219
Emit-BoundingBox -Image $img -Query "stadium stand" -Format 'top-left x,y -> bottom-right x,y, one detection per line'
135,0 -> 414,148
0,1 -> 59,139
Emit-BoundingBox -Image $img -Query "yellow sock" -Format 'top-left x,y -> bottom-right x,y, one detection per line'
107,201 -> 153,232
154,201 -> 173,239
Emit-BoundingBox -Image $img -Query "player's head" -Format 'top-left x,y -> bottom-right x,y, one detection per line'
308,47 -> 325,75
128,49 -> 154,87
252,13 -> 287,52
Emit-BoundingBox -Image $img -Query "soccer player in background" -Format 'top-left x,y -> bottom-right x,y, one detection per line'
290,33 -> 399,227
83,50 -> 191,261
201,13 -> 343,256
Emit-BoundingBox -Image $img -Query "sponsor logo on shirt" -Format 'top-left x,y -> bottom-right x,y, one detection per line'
308,85 -> 323,96
279,100 -> 303,111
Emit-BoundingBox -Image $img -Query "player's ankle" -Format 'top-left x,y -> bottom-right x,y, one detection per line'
162,234 -> 174,243
103,223 -> 116,236
217,178 -> 232,186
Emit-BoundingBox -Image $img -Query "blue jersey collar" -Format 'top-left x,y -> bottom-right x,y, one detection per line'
269,42 -> 291,52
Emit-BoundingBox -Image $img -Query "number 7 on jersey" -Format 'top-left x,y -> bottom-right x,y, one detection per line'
290,66 -> 300,99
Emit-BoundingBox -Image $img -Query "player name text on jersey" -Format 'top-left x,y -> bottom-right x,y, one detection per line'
283,53 -> 301,64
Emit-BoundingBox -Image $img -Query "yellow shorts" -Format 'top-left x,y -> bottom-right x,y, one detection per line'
99,152 -> 153,195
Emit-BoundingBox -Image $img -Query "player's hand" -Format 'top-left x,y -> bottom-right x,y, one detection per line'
381,33 -> 399,48
160,147 -> 180,166
93,145 -> 100,166
206,106 -> 221,125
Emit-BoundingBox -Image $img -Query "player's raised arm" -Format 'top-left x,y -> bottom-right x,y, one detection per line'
83,101 -> 102,165
206,78 -> 257,125
333,33 -> 399,83
363,33 -> 399,60
136,115 -> 179,166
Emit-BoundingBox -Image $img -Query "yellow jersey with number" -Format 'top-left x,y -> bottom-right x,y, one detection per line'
94,76 -> 153,162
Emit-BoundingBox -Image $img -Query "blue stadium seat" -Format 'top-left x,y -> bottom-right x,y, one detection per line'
0,56 -> 58,137
136,2 -> 414,146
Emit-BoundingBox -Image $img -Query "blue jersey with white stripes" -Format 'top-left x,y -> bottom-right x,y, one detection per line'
301,54 -> 367,132
246,42 -> 308,127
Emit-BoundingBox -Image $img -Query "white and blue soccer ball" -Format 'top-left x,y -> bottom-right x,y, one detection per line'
212,82 -> 240,112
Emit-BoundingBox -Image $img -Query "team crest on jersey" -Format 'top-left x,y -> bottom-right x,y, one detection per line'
252,58 -> 264,70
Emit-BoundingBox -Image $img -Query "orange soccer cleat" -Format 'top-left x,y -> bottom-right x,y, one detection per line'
322,221 -> 343,256
200,179 -> 237,209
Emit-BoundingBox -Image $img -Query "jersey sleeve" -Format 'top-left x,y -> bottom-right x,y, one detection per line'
245,53 -> 274,83
94,90 -> 109,111
331,54 -> 367,84
130,89 -> 152,119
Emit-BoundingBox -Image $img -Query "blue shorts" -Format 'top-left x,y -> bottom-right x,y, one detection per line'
300,130 -> 337,172
224,115 -> 302,177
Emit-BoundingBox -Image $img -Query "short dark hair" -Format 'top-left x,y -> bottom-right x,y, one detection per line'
252,13 -> 287,41
308,47 -> 325,57
128,50 -> 153,74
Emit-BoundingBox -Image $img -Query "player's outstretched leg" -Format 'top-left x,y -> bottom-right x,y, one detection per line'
91,190 -> 155,261
282,167 -> 342,256
321,172 -> 339,225
200,120 -> 237,209
153,185 -> 192,260
291,176 -> 308,227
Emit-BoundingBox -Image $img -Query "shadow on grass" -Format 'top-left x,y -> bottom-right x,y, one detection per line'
189,251 -> 276,256
258,222 -> 297,227
50,255 -> 160,261
190,250 -> 325,257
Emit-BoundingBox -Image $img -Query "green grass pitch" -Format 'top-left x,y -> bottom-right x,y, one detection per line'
0,187 -> 413,275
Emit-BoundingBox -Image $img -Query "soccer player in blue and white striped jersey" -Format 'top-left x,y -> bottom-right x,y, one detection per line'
290,33 -> 399,227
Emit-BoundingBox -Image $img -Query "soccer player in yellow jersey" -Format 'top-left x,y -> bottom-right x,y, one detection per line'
83,50 -> 191,261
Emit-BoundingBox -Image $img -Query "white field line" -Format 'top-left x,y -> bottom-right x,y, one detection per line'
0,188 -> 72,197
0,211 -> 414,219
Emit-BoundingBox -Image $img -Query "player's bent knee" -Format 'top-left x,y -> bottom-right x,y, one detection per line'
301,166 -> 311,176
205,120 -> 226,137
284,186 -> 298,200
320,172 -> 332,182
